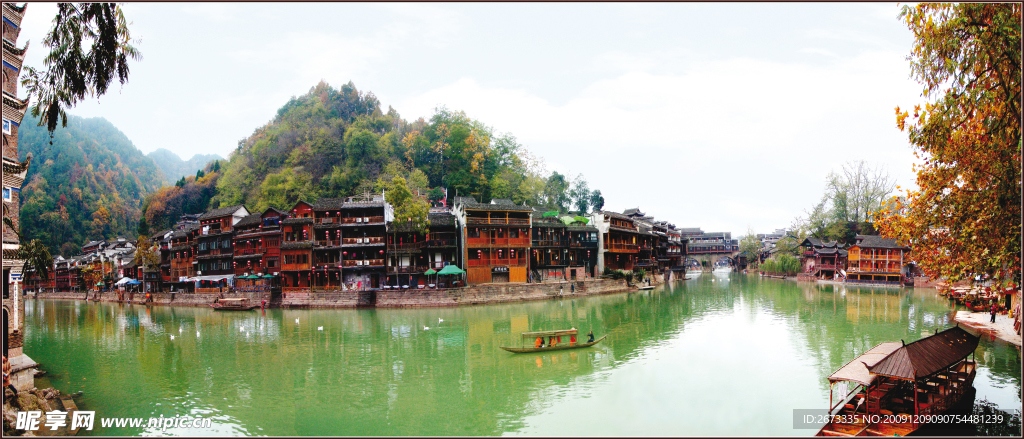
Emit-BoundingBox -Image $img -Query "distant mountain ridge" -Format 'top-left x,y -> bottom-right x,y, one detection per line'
16,115 -> 166,255
147,148 -> 223,184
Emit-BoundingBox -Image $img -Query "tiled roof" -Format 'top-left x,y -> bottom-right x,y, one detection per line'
282,217 -> 314,225
854,235 -> 910,249
234,213 -> 262,228
868,326 -> 979,380
623,208 -> 644,216
312,198 -> 346,210
600,210 -> 631,220
262,207 -> 289,217
428,213 -> 456,227
199,204 -> 248,220
342,201 -> 384,208
458,197 -> 532,212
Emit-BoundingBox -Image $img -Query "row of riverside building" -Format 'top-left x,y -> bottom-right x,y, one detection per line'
26,195 -> 697,294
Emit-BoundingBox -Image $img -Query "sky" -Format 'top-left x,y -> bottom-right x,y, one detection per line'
16,2 -> 927,238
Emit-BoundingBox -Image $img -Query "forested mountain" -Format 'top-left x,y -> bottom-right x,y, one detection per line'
17,116 -> 166,256
147,148 -> 223,185
138,160 -> 222,235
208,80 -> 603,214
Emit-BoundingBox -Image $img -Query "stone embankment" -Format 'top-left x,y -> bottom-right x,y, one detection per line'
954,311 -> 1022,347
33,278 -> 637,309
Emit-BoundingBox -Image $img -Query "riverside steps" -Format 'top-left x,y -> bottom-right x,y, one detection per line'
32,278 -> 635,309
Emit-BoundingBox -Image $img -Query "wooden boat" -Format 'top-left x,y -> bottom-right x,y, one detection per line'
211,298 -> 260,311
816,325 -> 979,437
637,286 -> 655,290
500,329 -> 606,353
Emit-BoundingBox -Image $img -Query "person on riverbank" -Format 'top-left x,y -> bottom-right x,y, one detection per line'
3,355 -> 18,408
571,282 -> 575,294
991,303 -> 997,323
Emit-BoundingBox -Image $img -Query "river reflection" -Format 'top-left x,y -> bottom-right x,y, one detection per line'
24,274 -> 1021,436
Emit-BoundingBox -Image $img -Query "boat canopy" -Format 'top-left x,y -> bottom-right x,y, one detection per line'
869,325 -> 980,381
219,298 -> 247,303
828,342 -> 901,387
521,328 -> 578,338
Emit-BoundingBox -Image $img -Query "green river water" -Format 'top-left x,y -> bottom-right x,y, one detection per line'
24,274 -> 1022,436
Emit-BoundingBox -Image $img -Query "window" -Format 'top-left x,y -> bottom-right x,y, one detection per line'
267,259 -> 277,268
2,188 -> 10,202
469,228 -> 480,238
509,229 -> 519,239
285,255 -> 295,265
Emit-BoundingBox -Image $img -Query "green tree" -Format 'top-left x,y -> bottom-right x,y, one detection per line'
383,176 -> 429,234
21,3 -> 142,135
20,239 -> 53,282
570,174 -> 590,213
589,190 -> 605,213
543,172 -> 570,211
738,228 -> 763,267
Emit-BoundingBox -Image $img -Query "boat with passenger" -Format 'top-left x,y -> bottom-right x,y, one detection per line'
816,325 -> 979,436
211,298 -> 260,311
712,260 -> 732,274
500,328 -> 606,353
684,259 -> 702,279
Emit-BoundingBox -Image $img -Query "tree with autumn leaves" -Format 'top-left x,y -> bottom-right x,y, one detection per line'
879,4 -> 1020,287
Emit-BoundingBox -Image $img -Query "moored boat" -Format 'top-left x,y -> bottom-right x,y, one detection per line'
500,328 -> 605,353
816,325 -> 979,437
212,298 -> 260,311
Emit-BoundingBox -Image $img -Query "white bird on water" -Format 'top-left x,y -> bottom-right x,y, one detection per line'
179,327 -> 183,334
295,318 -> 300,324
170,335 -> 175,340
438,318 -> 444,324
423,326 -> 430,331
196,331 -> 200,338
317,326 -> 323,331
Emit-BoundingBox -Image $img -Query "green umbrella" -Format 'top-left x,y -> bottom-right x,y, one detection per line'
574,216 -> 590,224
437,265 -> 465,275
262,274 -> 275,278
542,211 -> 559,218
559,216 -> 575,225
95,282 -> 104,286
424,268 -> 437,275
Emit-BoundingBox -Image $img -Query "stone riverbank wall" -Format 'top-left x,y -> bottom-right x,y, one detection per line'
33,290 -> 271,307
34,278 -> 636,309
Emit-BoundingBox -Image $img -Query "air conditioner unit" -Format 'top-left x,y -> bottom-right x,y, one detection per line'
356,218 -> 362,223
364,217 -> 370,222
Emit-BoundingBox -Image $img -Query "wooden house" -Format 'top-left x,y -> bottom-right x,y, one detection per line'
846,235 -> 912,285
311,198 -> 346,290
280,201 -> 314,290
196,205 -> 249,278
337,196 -> 389,290
455,197 -> 531,285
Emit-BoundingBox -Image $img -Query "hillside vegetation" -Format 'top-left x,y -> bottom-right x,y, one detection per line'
207,81 -> 601,214
17,116 -> 165,255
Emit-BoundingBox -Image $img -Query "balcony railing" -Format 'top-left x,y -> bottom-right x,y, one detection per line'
388,265 -> 427,274
466,217 -> 530,225
388,242 -> 426,251
426,239 -> 457,247
316,239 -> 343,247
466,257 -> 527,267
466,237 -> 531,247
569,241 -> 599,248
337,216 -> 384,225
341,259 -> 385,267
343,237 -> 384,245
234,248 -> 262,256
605,243 -> 639,253
532,239 -> 567,247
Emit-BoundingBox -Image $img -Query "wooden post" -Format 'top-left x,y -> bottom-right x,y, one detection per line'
913,380 -> 919,429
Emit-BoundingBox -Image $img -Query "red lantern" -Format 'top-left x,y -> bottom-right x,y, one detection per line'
379,250 -> 384,255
